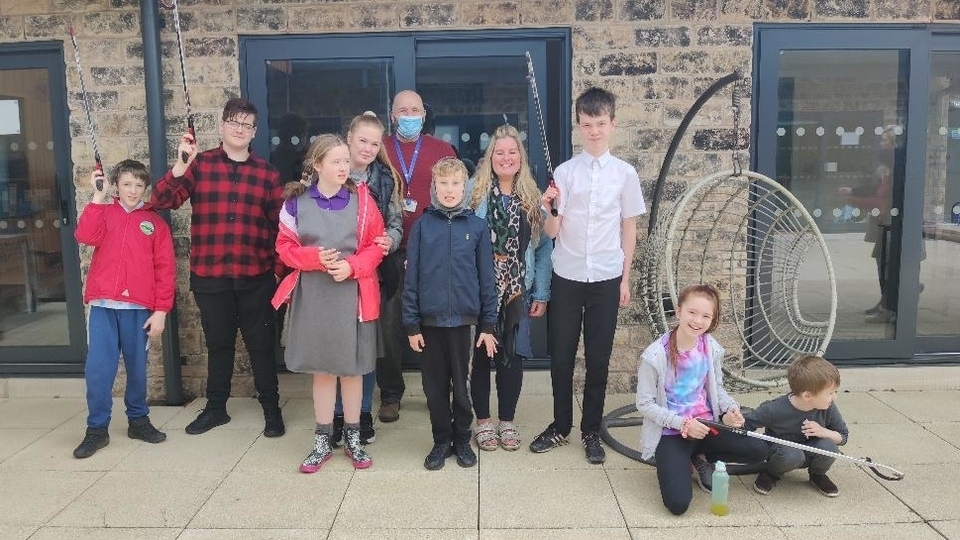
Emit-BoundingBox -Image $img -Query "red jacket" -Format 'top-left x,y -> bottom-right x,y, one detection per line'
75,199 -> 176,312
272,183 -> 385,321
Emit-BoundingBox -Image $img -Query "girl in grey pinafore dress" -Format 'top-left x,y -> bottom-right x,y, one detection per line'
285,190 -> 377,376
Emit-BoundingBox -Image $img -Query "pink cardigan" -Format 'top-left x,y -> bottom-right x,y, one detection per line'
271,183 -> 385,322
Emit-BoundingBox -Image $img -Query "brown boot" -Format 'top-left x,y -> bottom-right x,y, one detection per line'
377,401 -> 400,423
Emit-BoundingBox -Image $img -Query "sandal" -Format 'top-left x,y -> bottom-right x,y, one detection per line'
497,421 -> 521,451
474,422 -> 498,451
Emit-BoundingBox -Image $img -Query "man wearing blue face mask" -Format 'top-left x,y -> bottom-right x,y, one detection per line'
379,90 -> 457,423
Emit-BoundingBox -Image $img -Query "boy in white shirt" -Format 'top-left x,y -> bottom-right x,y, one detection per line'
530,87 -> 646,464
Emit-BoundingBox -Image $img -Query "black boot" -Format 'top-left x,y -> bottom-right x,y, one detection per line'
73,427 -> 110,459
331,414 -> 345,447
263,406 -> 285,438
128,416 -> 167,443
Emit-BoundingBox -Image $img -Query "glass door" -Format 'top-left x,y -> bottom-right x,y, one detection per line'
242,31 -> 571,368
917,43 -> 960,354
0,43 -> 86,373
755,27 -> 929,361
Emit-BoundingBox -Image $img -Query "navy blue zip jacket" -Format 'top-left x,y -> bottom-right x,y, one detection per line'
401,204 -> 497,335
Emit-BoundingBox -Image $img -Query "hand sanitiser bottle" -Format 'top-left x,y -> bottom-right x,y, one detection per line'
711,460 -> 729,516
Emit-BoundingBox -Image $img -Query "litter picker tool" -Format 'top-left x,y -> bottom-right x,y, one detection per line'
525,51 -> 557,217
171,0 -> 194,163
69,27 -> 104,192
700,419 -> 905,481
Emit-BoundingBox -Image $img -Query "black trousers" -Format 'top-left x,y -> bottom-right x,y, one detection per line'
470,345 -> 523,421
377,250 -> 407,404
547,273 -> 621,436
419,325 -> 473,445
655,432 -> 770,515
193,274 -> 280,410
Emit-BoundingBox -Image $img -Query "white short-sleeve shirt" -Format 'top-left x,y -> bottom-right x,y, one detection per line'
552,150 -> 646,283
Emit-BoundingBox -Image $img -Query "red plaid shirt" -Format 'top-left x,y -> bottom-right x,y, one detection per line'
152,146 -> 283,279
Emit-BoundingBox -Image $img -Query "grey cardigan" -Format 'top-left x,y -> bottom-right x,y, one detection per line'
635,333 -> 739,461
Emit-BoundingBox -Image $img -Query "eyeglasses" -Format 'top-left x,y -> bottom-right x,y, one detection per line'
225,119 -> 256,132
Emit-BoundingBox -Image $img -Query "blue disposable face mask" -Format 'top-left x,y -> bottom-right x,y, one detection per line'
396,115 -> 424,140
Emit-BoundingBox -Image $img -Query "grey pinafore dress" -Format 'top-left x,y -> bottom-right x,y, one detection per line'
283,190 -> 377,376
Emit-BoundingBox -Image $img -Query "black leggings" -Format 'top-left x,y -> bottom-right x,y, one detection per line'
654,431 -> 770,515
470,345 -> 523,421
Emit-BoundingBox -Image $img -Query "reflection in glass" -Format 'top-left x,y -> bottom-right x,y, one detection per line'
919,54 -> 960,336
775,50 -> 908,340
265,59 -> 394,182
0,69 -> 69,347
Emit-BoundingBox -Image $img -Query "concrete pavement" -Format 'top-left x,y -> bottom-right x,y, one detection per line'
1,367 -> 959,539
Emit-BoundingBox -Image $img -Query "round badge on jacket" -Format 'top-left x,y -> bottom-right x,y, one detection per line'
140,221 -> 155,235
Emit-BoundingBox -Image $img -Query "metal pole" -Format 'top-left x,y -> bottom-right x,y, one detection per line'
141,0 -> 185,406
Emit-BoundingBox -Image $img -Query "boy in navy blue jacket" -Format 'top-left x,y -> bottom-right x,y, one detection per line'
402,157 -> 498,471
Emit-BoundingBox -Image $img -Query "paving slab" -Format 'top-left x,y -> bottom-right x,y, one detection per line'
881,463 -> 960,521
931,520 -> 960,540
923,421 -> 960,448
0,470 -> 102,526
479,469 -> 625,529
0,427 -> 48,462
28,527 -> 182,540
628,526 -> 789,539
833,391 -> 913,424
869,390 -> 960,422
843,421 -> 960,464
163,398 -> 273,431
0,398 -> 84,428
0,422 -> 141,472
779,522 -> 945,539
337,470 -> 478,529
607,468 -> 774,528
179,529 -> 328,540
749,466 -> 919,526
112,426 -> 257,473
0,525 -> 36,540
330,529 -> 477,540
483,529 -> 631,540
48,470 -> 223,528
190,470 -> 351,529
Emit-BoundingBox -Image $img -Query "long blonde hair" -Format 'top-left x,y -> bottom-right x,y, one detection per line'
283,134 -> 353,200
347,111 -> 404,206
469,124 -> 544,240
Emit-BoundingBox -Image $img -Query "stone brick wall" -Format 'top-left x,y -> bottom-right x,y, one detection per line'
1,0 -> 957,399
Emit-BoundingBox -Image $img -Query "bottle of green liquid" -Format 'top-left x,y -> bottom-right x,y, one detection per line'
711,460 -> 729,516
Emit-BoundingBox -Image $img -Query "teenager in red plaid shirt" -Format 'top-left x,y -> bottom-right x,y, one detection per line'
152,98 -> 285,437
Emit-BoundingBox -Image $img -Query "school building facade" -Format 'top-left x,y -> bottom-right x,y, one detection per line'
1,0 -> 958,402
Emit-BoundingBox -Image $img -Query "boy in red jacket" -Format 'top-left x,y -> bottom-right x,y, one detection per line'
73,160 -> 175,459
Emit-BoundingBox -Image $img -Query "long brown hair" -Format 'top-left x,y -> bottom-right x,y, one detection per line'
469,124 -> 544,241
666,284 -> 721,369
282,134 -> 354,200
347,111 -> 403,206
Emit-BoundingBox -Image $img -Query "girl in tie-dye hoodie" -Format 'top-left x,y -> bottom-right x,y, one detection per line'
636,284 -> 769,515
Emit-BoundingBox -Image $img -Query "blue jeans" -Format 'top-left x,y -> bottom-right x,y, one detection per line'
334,370 -> 376,415
84,306 -> 150,428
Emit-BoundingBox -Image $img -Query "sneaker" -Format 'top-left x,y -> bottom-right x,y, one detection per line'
263,406 -> 285,438
582,432 -> 606,464
331,414 -> 345,447
529,426 -> 569,453
343,427 -> 373,469
692,454 -> 714,493
127,416 -> 166,444
424,442 -> 453,470
754,470 -> 778,495
809,473 -> 839,497
185,408 -> 231,435
378,401 -> 400,423
865,308 -> 896,324
73,427 -> 109,459
454,441 -> 477,468
359,412 -> 376,445
300,432 -> 333,474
